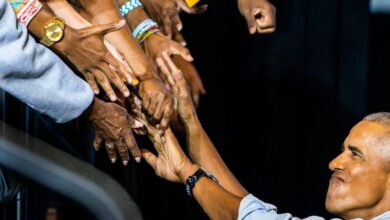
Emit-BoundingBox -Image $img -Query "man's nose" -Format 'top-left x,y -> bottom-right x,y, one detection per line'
329,153 -> 345,171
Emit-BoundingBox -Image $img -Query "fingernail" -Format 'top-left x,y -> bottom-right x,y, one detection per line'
123,160 -> 128,166
177,23 -> 183,31
110,95 -> 117,101
188,55 -> 194,61
124,91 -> 130,97
93,89 -> 99,94
132,79 -> 139,86
111,158 -> 116,163
135,157 -> 141,163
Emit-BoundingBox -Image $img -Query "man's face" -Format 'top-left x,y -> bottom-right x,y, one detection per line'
325,121 -> 390,219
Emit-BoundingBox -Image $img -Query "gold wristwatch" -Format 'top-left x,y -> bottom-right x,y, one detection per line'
40,17 -> 65,47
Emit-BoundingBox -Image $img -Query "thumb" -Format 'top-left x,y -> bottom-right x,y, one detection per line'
170,43 -> 194,62
79,19 -> 126,38
243,11 -> 256,34
141,148 -> 158,170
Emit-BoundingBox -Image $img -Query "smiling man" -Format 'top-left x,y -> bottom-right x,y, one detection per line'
138,59 -> 390,220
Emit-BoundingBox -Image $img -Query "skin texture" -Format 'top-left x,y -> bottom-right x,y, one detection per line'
28,2 -> 132,101
89,98 -> 141,165
77,0 -> 174,131
143,52 -> 246,219
326,121 -> 390,219
237,0 -> 276,34
171,55 -> 206,107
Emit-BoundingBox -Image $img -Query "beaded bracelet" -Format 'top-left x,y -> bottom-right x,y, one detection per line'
132,19 -> 157,38
119,0 -> 142,16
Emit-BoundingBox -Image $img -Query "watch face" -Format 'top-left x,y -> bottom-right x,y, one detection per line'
46,24 -> 63,42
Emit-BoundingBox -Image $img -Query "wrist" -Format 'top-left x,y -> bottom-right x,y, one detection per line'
178,163 -> 199,184
52,25 -> 76,53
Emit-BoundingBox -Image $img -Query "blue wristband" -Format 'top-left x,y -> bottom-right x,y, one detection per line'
132,19 -> 158,39
119,0 -> 142,16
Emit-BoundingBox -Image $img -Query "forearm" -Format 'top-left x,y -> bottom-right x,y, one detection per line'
78,0 -> 158,81
186,120 -> 248,197
45,0 -> 90,28
115,0 -> 149,31
189,171 -> 242,220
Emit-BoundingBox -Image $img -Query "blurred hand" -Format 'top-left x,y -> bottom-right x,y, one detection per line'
55,20 -> 133,101
143,32 -> 193,63
171,55 -> 205,107
89,98 -> 141,165
138,77 -> 174,131
237,0 -> 276,34
141,0 -> 207,37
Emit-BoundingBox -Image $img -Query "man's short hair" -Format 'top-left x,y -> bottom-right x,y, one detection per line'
363,112 -> 390,170
363,112 -> 390,127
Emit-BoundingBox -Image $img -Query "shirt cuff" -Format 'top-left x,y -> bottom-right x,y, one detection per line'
238,194 -> 277,220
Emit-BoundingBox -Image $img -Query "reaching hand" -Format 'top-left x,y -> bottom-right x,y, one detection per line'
89,98 -> 141,165
55,20 -> 133,101
171,55 -> 206,107
144,32 -> 193,64
141,0 -> 207,38
157,52 -> 197,123
138,77 -> 173,131
142,127 -> 198,183
237,0 -> 276,34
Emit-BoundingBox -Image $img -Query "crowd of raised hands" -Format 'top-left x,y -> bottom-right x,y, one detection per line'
7,0 -> 275,168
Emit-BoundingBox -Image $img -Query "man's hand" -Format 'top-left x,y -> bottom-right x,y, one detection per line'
142,126 -> 199,183
141,0 -> 207,38
138,77 -> 174,131
171,55 -> 205,107
89,98 -> 141,165
54,20 -> 133,101
237,0 -> 276,34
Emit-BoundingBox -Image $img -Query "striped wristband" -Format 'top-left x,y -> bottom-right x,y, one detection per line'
119,0 -> 142,16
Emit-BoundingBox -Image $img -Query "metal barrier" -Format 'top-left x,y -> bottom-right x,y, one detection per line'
0,121 -> 142,220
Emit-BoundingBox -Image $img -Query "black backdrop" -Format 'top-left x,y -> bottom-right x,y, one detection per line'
2,0 -> 390,219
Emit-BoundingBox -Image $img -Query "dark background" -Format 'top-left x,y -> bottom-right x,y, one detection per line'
2,0 -> 390,219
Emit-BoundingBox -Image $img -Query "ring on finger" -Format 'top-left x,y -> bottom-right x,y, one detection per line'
105,142 -> 115,150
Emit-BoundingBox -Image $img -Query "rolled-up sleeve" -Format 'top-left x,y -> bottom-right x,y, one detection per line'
0,0 -> 93,123
238,194 -> 326,220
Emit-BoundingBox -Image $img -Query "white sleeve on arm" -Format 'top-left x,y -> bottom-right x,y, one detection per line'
0,0 -> 93,123
238,194 -> 326,220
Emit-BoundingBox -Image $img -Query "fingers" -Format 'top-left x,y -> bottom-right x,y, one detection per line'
98,62 -> 130,98
141,148 -> 157,170
105,142 -> 118,163
84,72 -> 100,94
159,102 -> 173,131
161,15 -> 173,38
93,133 -> 104,151
254,7 -> 276,33
169,41 -> 193,62
242,10 -> 257,34
162,52 -> 184,82
171,14 -> 183,32
104,52 -> 134,85
79,19 -> 126,38
156,57 -> 175,86
123,128 -> 141,163
152,93 -> 165,120
91,70 -> 117,101
115,140 -> 130,166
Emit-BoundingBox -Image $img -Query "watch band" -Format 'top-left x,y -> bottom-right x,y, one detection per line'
185,168 -> 218,197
